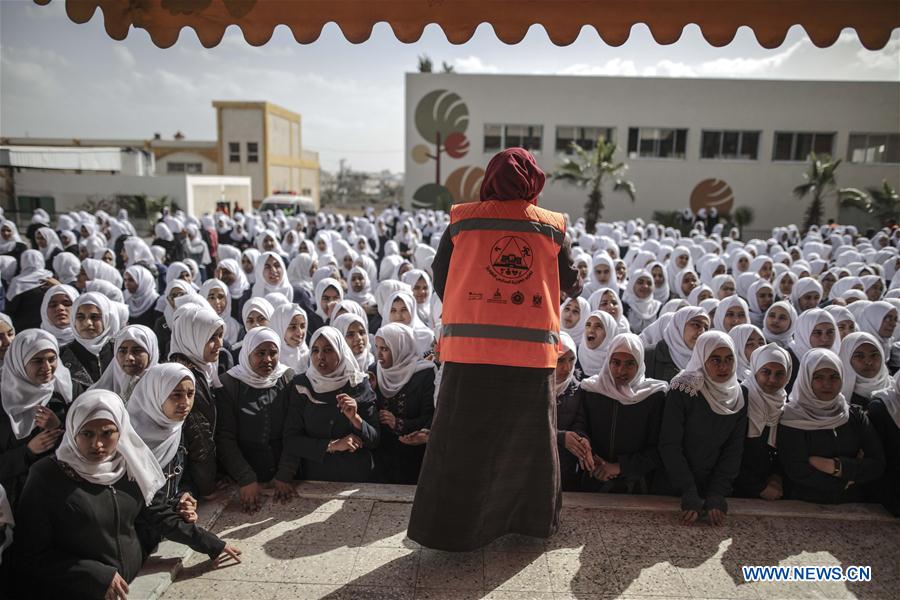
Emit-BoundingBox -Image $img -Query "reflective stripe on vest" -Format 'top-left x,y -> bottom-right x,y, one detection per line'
447,218 -> 565,246
442,323 -> 560,345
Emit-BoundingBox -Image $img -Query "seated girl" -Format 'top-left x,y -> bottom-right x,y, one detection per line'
577,333 -> 668,494
778,348 -> 885,504
200,278 -> 242,347
621,269 -> 661,334
91,324 -> 160,403
217,327 -> 297,513
762,300 -> 797,350
60,292 -> 117,389
658,331 -> 748,526
372,322 -> 436,484
284,327 -> 380,482
13,390 -> 240,599
728,323 -> 765,382
747,280 -> 775,328
383,290 -> 435,357
333,313 -> 376,377
554,332 -> 589,491
576,310 -> 618,379
39,283 -> 78,347
270,304 -> 310,375
734,344 -> 791,500
645,306 -> 710,381
786,308 -> 840,392
1,330 -> 72,511
837,332 -> 893,409
123,265 -> 160,329
713,295 -> 750,333
561,297 -> 589,344
869,372 -> 900,516
312,276 -> 344,335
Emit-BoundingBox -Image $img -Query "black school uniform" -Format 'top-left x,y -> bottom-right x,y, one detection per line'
644,339 -> 680,382
658,387 -> 748,513
733,385 -> 782,498
865,398 -> 900,516
215,371 -> 297,486
283,373 -> 380,482
5,286 -> 45,332
12,457 -> 225,599
59,339 -> 114,389
373,368 -> 435,484
778,405 -> 885,504
556,379 -> 586,491
128,306 -> 160,329
0,242 -> 27,273
170,357 -> 219,498
575,388 -> 666,494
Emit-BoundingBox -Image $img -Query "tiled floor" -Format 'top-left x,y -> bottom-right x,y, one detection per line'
160,484 -> 900,600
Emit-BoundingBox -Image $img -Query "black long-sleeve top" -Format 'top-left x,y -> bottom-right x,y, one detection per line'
12,457 -> 225,599
733,384 -> 782,499
430,224 -> 582,302
643,340 -> 680,383
215,371 -> 296,486
6,286 -> 45,333
658,387 -> 748,513
59,339 -> 114,389
373,368 -> 435,484
555,379 -> 585,491
574,389 -> 666,493
777,405 -> 885,504
170,358 -> 218,497
865,398 -> 900,516
0,392 -> 67,510
283,373 -> 380,482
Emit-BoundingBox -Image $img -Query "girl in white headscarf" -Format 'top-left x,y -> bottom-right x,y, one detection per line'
661,331 -> 747,526
402,269 -> 435,328
199,278 -> 241,346
621,269 -> 661,334
856,301 -> 897,360
582,253 -> 618,299
35,227 -> 63,267
0,313 -> 14,378
382,290 -> 435,357
40,283 -> 78,347
241,248 -> 260,285
123,265 -> 159,328
747,279 -> 775,328
824,304 -> 857,340
576,310 -> 618,379
240,297 -> 274,337
713,295 -> 750,333
554,331 -> 590,490
61,292 -> 117,388
270,304 -> 309,374
870,370 -> 900,515
91,325 -> 160,403
672,268 -> 699,301
371,322 -> 436,484
15,388 -> 237,598
79,257 -> 123,289
787,309 -> 840,384
646,306 -> 710,381
777,348 -> 885,505
0,219 -> 25,259
728,324 -> 765,382
763,300 -> 797,350
333,313 -> 375,374
314,277 -> 344,324
579,332 -> 668,493
251,252 -> 293,302
790,277 -> 824,314
287,253 -> 317,297
587,287 -> 630,334
1,330 -> 71,508
734,343 -> 791,500
218,327 -> 295,512
838,332 -> 893,409
346,265 -> 376,309
52,251 -> 81,287
287,326 -> 379,482
215,258 -> 251,317
648,261 -> 670,304
5,249 -> 52,330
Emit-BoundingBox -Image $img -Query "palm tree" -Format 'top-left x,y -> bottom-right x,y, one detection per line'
792,152 -> 862,232
839,180 -> 900,227
551,138 -> 635,232
417,54 -> 433,73
732,206 -> 755,238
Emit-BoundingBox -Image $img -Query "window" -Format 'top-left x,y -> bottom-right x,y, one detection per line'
301,188 -> 312,196
17,196 -> 55,216
166,162 -> 203,174
700,130 -> 761,160
228,142 -> 240,163
483,124 -> 543,154
772,131 -> 835,161
247,142 -> 259,163
847,133 -> 900,164
556,126 -> 615,153
627,127 -> 687,159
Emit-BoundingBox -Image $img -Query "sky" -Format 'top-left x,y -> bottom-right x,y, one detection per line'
1,0 -> 898,173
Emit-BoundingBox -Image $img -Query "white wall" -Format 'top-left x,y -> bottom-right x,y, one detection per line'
220,107 -> 265,200
405,73 -> 900,230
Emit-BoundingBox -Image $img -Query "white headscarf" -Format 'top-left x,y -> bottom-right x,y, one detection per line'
226,327 -> 289,388
217,258 -> 250,300
587,287 -> 630,334
622,269 -> 661,333
0,219 -> 21,254
577,310 -> 618,378
270,304 -> 309,374
161,279 -> 198,328
382,290 -> 435,356
401,269 -> 434,327
123,265 -> 158,318
790,277 -> 824,313
71,292 -> 116,355
6,250 -> 52,300
251,251 -> 294,302
305,326 -> 367,393
287,254 -> 317,295
872,370 -> 900,429
169,304 -> 224,387
762,300 -> 797,348
81,257 -> 123,288
745,343 -> 791,446
838,332 -> 893,400
747,279 -> 774,327
662,306 -> 709,371
580,332 -> 668,405
781,348 -> 850,431
728,323 -> 763,382
857,301 -> 897,358
90,325 -> 159,401
127,363 -> 194,468
1,330 -> 72,440
36,227 -> 63,261
199,278 -> 241,346
314,277 -> 344,321
375,322 -> 435,397
555,331 -> 578,398
713,295 -> 749,333
56,390 -> 165,505
40,283 -> 79,346
670,330 -> 745,416
333,313 -> 375,372
561,296 -> 590,343
52,251 -> 81,285
789,308 -> 840,358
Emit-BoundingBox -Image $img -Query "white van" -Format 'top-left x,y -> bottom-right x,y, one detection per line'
258,193 -> 317,216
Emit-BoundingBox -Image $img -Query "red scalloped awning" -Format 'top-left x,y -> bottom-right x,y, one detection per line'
38,0 -> 900,50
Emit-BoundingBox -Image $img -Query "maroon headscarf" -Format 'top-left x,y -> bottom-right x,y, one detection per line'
479,148 -> 545,204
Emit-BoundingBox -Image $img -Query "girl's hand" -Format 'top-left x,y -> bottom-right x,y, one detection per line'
34,406 -> 60,430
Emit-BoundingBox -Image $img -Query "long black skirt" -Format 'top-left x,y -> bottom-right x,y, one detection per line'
407,362 -> 561,551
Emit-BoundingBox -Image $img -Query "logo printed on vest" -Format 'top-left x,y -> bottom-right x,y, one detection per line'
511,291 -> 524,305
488,236 -> 533,284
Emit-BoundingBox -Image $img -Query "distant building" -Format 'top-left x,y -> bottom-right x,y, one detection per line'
1,99 -> 320,219
405,73 -> 900,230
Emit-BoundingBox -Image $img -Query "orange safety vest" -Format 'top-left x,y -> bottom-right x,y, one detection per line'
438,199 -> 566,369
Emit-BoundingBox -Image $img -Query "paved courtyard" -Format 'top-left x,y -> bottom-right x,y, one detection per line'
136,482 -> 899,600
